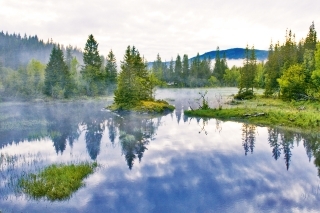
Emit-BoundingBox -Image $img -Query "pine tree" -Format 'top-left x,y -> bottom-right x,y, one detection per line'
237,45 -> 257,99
182,54 -> 189,86
213,47 -> 222,83
174,54 -> 182,86
105,49 -> 117,86
305,22 -> 317,51
44,45 -> 70,98
114,46 -> 152,108
153,53 -> 163,81
190,53 -> 201,86
81,34 -> 104,96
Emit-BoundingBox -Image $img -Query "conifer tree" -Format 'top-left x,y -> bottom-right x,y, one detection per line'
182,54 -> 189,86
153,53 -> 163,81
105,49 -> 117,86
237,45 -> 257,98
174,54 -> 182,86
114,46 -> 152,108
168,59 -> 174,84
81,34 -> 104,96
44,45 -> 71,98
305,22 -> 317,51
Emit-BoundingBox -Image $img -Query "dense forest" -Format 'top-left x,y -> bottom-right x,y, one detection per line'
0,22 -> 319,102
0,31 -> 83,69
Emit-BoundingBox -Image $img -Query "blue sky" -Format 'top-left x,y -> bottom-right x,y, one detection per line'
1,0 -> 319,62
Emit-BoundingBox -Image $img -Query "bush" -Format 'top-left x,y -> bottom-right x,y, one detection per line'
234,90 -> 255,100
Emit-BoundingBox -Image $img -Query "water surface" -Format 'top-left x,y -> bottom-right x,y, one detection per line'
1,88 -> 320,213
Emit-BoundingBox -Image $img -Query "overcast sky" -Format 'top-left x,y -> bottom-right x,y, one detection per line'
1,0 -> 319,62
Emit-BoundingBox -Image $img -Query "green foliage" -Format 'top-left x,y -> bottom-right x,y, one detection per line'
234,90 -> 255,100
105,49 -> 117,80
213,47 -> 228,84
18,162 -> 97,201
208,76 -> 219,87
278,64 -> 305,100
114,46 -> 153,108
185,96 -> 320,131
196,91 -> 210,110
133,100 -> 175,113
81,34 -> 105,96
223,66 -> 240,87
44,45 -> 72,98
174,54 -> 182,86
311,42 -> 320,97
238,45 -> 257,98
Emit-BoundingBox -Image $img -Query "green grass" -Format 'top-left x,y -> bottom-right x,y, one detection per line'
185,96 -> 320,132
107,100 -> 175,113
18,162 -> 98,201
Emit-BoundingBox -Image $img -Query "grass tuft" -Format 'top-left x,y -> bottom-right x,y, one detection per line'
18,162 -> 98,201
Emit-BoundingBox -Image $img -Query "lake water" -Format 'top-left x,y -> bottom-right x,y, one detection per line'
1,88 -> 320,213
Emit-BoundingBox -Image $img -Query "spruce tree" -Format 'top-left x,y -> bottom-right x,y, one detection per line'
305,22 -> 317,51
44,45 -> 70,98
237,45 -> 257,98
174,54 -> 182,86
213,47 -> 222,83
105,49 -> 117,86
81,34 -> 104,96
114,46 -> 152,108
153,53 -> 163,81
182,54 -> 189,86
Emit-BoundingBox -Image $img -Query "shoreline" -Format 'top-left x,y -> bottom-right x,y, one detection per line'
185,96 -> 320,133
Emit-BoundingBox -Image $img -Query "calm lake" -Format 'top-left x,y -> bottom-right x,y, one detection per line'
1,88 -> 320,213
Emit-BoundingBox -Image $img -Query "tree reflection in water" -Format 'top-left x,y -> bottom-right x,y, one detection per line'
115,113 -> 160,170
242,124 -> 256,156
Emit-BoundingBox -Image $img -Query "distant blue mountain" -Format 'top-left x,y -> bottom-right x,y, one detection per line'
192,48 -> 268,61
148,48 -> 268,68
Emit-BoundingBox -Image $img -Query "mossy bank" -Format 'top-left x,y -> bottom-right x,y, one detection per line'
107,100 -> 175,114
185,96 -> 320,132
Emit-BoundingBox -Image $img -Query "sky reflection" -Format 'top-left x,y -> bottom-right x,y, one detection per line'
1,89 -> 320,212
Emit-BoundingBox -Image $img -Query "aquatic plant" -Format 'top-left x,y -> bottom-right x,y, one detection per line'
18,162 -> 97,201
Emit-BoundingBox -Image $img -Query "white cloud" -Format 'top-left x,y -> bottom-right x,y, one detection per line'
0,0 -> 319,62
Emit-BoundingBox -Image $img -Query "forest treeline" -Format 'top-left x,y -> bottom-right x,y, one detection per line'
0,34 -> 117,99
0,31 -> 83,69
0,22 -> 319,101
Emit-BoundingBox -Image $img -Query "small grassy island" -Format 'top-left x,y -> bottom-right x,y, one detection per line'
107,99 -> 174,113
185,95 -> 320,132
107,45 -> 175,114
18,162 -> 97,201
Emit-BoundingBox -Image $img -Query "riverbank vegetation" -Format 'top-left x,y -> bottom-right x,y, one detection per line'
185,96 -> 320,132
186,22 -> 320,131
18,162 -> 97,201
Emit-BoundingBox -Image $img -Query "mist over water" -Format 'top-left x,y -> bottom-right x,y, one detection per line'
0,88 -> 320,212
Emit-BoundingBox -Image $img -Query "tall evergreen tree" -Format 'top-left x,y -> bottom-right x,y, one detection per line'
44,45 -> 71,98
305,22 -> 317,51
114,46 -> 153,108
105,49 -> 117,86
174,54 -> 182,86
81,34 -> 104,96
153,53 -> 163,81
182,54 -> 189,86
237,45 -> 257,98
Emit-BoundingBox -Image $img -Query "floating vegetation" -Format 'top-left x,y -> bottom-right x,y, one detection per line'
18,162 -> 98,201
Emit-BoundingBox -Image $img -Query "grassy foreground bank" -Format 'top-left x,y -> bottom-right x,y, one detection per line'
185,96 -> 320,131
